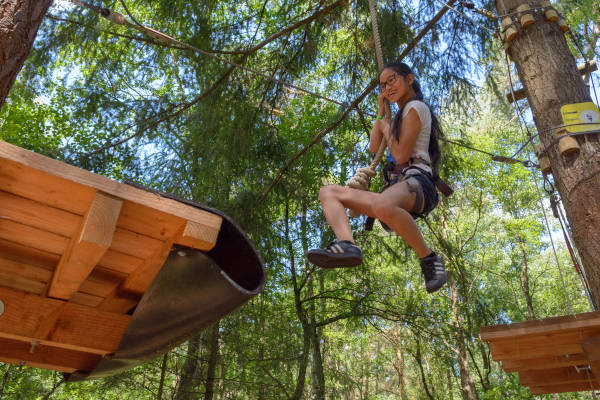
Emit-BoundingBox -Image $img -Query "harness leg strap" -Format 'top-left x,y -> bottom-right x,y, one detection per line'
405,177 -> 424,216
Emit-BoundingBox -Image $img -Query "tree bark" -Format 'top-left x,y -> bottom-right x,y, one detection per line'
517,236 -> 536,320
496,0 -> 600,306
157,353 -> 168,400
449,274 -> 479,400
0,0 -> 52,108
392,325 -> 409,400
413,337 -> 435,400
204,322 -> 220,400
174,335 -> 202,400
288,201 -> 310,400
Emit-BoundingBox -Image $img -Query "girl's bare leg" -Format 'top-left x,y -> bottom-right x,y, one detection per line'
319,182 -> 431,258
318,185 -> 378,243
371,182 -> 431,258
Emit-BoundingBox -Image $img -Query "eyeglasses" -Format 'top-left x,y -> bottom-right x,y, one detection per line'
379,73 -> 400,92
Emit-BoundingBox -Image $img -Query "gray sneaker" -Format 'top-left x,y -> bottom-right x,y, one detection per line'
420,252 -> 446,293
306,240 -> 363,268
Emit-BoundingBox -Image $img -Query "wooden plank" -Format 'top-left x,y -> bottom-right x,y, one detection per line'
97,250 -> 144,275
0,156 -> 96,215
0,256 -> 51,292
119,235 -> 174,295
502,353 -> 589,373
48,192 -> 122,300
529,380 -> 600,394
0,219 -> 68,256
110,228 -> 164,260
97,236 -> 175,313
489,328 -> 600,361
176,220 -> 220,251
0,337 -> 100,373
480,311 -> 600,342
519,366 -> 593,386
79,267 -> 126,298
0,239 -> 60,269
69,291 -> 104,307
118,200 -> 185,241
0,286 -> 129,355
0,190 -> 80,237
0,141 -> 222,247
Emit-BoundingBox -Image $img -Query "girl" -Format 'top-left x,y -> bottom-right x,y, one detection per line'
306,62 -> 447,293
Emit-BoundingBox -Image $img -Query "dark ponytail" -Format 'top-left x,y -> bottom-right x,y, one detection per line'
382,62 -> 444,177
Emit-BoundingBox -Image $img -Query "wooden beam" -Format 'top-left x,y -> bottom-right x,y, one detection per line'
0,141 -> 222,247
519,366 -> 593,386
47,192 -> 122,300
488,328 -> 600,361
0,337 -> 100,373
0,218 -> 68,256
0,286 -> 129,355
502,353 -> 589,373
507,60 -> 598,103
176,220 -> 220,251
0,190 -> 80,238
0,239 -> 60,270
97,236 -> 175,313
529,380 -> 600,395
480,311 -> 600,342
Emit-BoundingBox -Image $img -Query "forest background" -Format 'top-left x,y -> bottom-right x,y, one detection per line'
1,0 -> 600,399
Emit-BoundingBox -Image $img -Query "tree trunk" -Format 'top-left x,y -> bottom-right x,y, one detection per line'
495,0 -> 600,306
447,368 -> 454,400
517,236 -> 536,319
204,322 -> 220,400
288,200 -> 310,400
157,353 -> 168,400
0,0 -> 52,108
174,335 -> 202,400
392,325 -> 409,400
413,337 -> 435,400
449,274 -> 479,400
308,275 -> 325,400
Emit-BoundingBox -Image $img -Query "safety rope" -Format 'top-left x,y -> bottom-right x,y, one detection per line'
549,187 -> 597,310
345,0 -> 390,218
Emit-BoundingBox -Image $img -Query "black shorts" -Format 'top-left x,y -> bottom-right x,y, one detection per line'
388,169 -> 439,219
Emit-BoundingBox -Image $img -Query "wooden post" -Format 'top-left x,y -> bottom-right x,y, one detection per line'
496,0 -> 600,307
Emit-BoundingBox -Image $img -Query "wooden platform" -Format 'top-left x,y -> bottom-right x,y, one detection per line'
481,311 -> 600,395
0,140 -> 223,373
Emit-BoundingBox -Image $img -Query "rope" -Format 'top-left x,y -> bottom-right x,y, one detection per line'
551,191 -> 597,310
346,0 -> 390,218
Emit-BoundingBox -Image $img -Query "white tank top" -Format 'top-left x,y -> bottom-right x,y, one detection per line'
387,100 -> 432,174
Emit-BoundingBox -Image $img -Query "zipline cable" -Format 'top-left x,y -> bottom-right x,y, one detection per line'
430,0 -> 496,34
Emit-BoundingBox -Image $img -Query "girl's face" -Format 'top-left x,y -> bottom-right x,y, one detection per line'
379,68 -> 414,103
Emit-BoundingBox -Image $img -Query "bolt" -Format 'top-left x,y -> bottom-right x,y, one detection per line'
177,250 -> 187,257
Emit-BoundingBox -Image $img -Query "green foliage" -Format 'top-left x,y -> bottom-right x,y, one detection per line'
1,0 -> 598,398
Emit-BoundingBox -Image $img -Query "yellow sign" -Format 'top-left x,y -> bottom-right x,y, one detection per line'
560,102 -> 600,133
